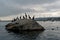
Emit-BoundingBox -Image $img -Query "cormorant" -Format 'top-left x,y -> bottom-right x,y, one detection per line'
25,13 -> 27,19
16,17 -> 19,20
20,16 -> 21,19
28,15 -> 31,19
32,16 -> 35,20
23,16 -> 25,19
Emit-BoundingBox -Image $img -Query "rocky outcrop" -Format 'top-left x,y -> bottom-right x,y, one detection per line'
5,19 -> 45,33
5,13 -> 45,33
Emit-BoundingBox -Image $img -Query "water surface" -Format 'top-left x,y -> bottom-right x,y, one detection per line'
0,21 -> 60,40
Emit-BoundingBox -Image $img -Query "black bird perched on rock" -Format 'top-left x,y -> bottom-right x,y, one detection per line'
32,16 -> 35,20
28,15 -> 31,19
12,18 -> 16,22
20,16 -> 21,19
23,16 -> 25,19
25,13 -> 27,19
13,18 -> 16,21
16,17 -> 19,20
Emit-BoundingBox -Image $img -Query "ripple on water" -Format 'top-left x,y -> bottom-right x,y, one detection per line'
0,21 -> 60,40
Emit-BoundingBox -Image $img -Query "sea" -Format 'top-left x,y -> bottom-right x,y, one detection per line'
0,21 -> 60,40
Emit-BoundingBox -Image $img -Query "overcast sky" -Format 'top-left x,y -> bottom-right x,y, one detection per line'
0,0 -> 60,20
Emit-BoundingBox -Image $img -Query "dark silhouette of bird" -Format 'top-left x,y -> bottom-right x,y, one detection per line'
23,16 -> 25,19
14,18 -> 16,21
28,15 -> 31,19
25,13 -> 27,19
32,16 -> 35,20
12,18 -> 16,22
16,17 -> 19,20
20,16 -> 21,19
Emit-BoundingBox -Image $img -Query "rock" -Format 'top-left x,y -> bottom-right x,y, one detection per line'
5,19 -> 45,33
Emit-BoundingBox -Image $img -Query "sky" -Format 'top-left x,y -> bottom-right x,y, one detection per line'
0,0 -> 60,20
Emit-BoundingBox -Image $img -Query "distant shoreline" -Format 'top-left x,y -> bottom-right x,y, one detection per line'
0,20 -> 11,22
0,17 -> 60,22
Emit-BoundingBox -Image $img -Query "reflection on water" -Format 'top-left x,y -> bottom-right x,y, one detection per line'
9,31 -> 43,40
0,21 -> 60,40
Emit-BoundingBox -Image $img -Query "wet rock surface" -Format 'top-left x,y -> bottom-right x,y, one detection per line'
5,19 -> 45,33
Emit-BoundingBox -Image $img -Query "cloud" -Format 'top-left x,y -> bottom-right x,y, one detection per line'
0,0 -> 60,20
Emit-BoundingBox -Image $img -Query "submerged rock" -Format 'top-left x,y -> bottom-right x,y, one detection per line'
5,19 -> 45,33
